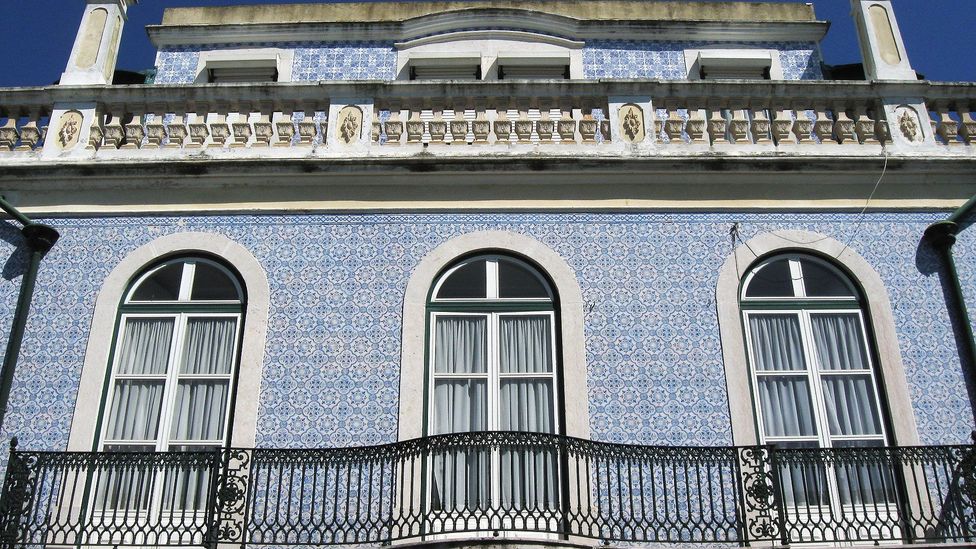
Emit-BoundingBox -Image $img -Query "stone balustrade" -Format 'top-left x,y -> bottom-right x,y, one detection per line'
0,81 -> 974,157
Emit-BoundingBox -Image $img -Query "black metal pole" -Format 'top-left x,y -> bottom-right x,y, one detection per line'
0,197 -> 59,435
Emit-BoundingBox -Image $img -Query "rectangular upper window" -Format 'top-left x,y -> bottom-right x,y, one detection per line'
407,53 -> 482,81
696,51 -> 773,80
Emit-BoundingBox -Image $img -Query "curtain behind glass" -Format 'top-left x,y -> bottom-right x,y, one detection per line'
180,318 -> 237,374
758,378 -> 817,438
117,318 -> 174,375
432,380 -> 488,511
170,382 -> 229,441
749,315 -> 807,371
106,381 -> 165,441
810,314 -> 868,371
499,316 -> 552,373
500,380 -> 556,509
434,317 -> 487,373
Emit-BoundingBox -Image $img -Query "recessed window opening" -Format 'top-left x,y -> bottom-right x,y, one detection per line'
426,254 -> 559,516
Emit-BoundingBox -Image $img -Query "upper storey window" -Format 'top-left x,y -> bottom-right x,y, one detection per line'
396,34 -> 581,81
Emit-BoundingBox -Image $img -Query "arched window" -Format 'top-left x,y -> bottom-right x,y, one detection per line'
426,254 -> 559,511
741,253 -> 890,507
98,256 -> 244,457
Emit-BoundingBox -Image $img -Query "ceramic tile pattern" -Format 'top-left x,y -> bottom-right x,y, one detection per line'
0,212 -> 971,457
152,41 -> 822,83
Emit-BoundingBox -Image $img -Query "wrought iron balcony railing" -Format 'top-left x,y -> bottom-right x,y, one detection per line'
0,432 -> 974,547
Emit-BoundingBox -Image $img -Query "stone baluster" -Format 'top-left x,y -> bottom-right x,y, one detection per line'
429,112 -> 447,143
121,112 -> 145,150
494,110 -> 513,144
102,113 -> 125,149
663,107 -> 683,143
296,111 -> 316,146
792,106 -> 815,144
934,105 -> 960,146
406,111 -> 424,143
229,110 -> 252,148
707,109 -> 727,145
274,112 -> 294,147
728,107 -> 749,143
686,107 -> 707,145
371,120 -> 381,143
253,112 -> 273,147
0,117 -> 19,151
853,107 -> 878,145
514,110 -> 533,143
449,111 -> 468,145
771,108 -> 794,145
556,110 -> 575,143
87,112 -> 104,151
144,111 -> 165,149
187,113 -> 209,148
959,109 -> 976,145
600,119 -> 611,142
537,112 -> 555,143
472,112 -> 490,143
209,113 -> 230,148
813,105 -> 834,144
579,115 -> 598,143
750,107 -> 772,145
16,108 -> 42,151
385,111 -> 404,145
832,106 -> 856,145
875,113 -> 891,145
165,114 -> 187,149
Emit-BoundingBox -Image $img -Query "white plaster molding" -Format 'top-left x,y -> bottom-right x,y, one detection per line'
193,48 -> 295,83
66,232 -> 271,451
395,30 -> 584,51
851,0 -> 916,81
396,35 -> 581,80
399,231 -> 589,442
715,229 -> 920,447
683,48 -> 782,80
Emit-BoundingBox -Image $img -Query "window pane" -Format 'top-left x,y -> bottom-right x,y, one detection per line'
822,375 -> 883,436
832,441 -> 896,507
776,442 -> 829,508
170,381 -> 230,441
436,259 -> 487,299
745,258 -> 795,298
191,262 -> 241,301
117,318 -> 175,375
95,445 -> 156,511
106,381 -> 165,441
500,379 -> 554,433
180,318 -> 237,375
131,263 -> 183,301
748,314 -> 807,371
810,313 -> 869,371
434,316 -> 487,373
498,259 -> 550,299
758,377 -> 817,437
432,379 -> 487,434
161,445 -> 219,511
801,259 -> 855,298
499,316 -> 552,373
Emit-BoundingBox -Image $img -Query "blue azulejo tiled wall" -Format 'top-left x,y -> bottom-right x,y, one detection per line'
0,212 -> 972,455
153,42 -> 397,84
583,41 -> 823,80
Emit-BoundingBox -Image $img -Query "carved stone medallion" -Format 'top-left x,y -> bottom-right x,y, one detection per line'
56,110 -> 85,150
336,105 -> 363,144
618,104 -> 645,143
895,106 -> 922,143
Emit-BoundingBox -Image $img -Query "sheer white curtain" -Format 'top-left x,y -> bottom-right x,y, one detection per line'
499,316 -> 557,508
432,317 -> 489,510
106,318 -> 175,442
180,318 -> 236,375
117,318 -> 174,375
749,315 -> 815,438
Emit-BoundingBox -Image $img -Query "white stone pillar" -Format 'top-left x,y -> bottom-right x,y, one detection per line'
60,0 -> 138,86
850,0 -> 916,80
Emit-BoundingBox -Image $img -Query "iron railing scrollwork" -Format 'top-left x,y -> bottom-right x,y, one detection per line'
0,434 -> 974,547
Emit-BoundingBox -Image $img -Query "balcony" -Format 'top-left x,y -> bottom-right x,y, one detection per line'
0,432 -> 974,547
1,81 -> 975,167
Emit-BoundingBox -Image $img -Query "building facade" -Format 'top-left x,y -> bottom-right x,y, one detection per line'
0,0 -> 974,547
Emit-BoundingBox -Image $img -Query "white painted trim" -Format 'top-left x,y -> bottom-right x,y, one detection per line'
715,230 -> 919,447
395,30 -> 584,51
193,47 -> 295,83
683,48 -> 782,80
66,232 -> 271,451
399,231 -> 589,442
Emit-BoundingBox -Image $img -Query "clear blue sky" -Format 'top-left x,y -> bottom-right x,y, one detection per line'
1,0 -> 974,87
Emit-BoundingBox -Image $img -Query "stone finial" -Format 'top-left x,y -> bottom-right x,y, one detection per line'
850,0 -> 916,80
60,1 -> 138,86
